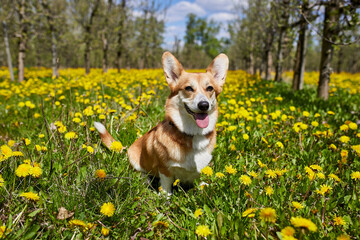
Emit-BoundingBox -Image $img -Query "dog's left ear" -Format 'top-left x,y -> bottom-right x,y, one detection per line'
162,51 -> 184,90
206,53 -> 229,88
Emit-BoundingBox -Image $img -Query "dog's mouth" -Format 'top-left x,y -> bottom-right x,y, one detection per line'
184,104 -> 209,128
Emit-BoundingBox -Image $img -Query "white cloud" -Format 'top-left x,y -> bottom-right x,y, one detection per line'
165,1 -> 206,22
195,0 -> 247,12
208,12 -> 238,22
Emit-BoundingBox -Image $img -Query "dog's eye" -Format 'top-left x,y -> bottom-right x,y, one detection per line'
206,86 -> 214,92
185,86 -> 194,92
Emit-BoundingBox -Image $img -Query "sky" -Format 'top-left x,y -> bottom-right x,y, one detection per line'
161,0 -> 248,50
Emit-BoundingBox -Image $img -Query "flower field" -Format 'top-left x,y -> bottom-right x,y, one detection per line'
0,67 -> 360,239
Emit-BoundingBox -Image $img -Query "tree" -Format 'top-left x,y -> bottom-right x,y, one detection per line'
292,0 -> 310,91
2,21 -> 14,81
274,0 -> 290,82
40,0 -> 64,78
317,0 -> 360,100
115,0 -> 126,72
182,13 -> 223,68
15,0 -> 29,82
71,0 -> 100,75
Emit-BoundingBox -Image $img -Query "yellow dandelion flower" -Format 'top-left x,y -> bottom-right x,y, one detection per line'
316,184 -> 333,196
249,171 -> 258,178
276,141 -> 284,149
303,111 -> 310,117
281,226 -> 296,239
201,166 -> 213,177
86,146 -> 94,154
327,111 -> 335,115
20,192 -> 40,201
215,172 -> 225,178
291,216 -> 317,232
13,151 -> 24,157
0,174 -> 4,187
317,172 -> 325,179
259,208 -> 277,223
8,140 -> 16,147
292,201 -> 304,210
333,216 -> 346,226
348,122 -> 357,130
225,165 -> 237,175
100,202 -> 115,217
265,169 -> 277,179
24,138 -> 31,145
101,227 -> 110,236
110,141 -> 123,152
72,117 -> 81,123
340,124 -> 349,131
64,131 -> 77,140
0,226 -> 12,238
352,145 -> 360,156
240,175 -> 252,185
195,225 -> 212,237
289,106 -> 296,111
242,208 -> 258,217
194,208 -> 203,218
265,186 -> 273,196
153,220 -> 169,229
311,121 -> 319,127
329,173 -> 341,182
29,166 -> 42,178
337,234 -> 350,240
243,133 -> 249,140
69,219 -> 87,228
58,125 -> 67,133
339,136 -> 350,143
329,144 -> 337,150
310,165 -> 323,171
1,145 -> 13,159
173,179 -> 180,186
351,171 -> 360,180
15,163 -> 31,177
258,160 -> 267,168
95,169 -> 106,179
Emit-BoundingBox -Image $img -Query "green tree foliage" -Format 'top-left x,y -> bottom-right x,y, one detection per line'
182,13 -> 224,68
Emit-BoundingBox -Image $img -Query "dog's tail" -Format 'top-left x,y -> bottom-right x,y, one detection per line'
94,122 -> 116,149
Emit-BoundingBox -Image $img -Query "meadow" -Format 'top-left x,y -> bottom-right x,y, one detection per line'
0,67 -> 360,239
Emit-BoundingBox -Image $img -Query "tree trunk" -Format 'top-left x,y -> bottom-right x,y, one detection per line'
317,1 -> 341,100
116,0 -> 126,72
84,30 -> 91,75
336,47 -> 343,73
84,0 -> 100,75
274,0 -> 290,82
17,0 -> 27,82
292,4 -> 308,91
41,0 -> 59,78
264,29 -> 274,80
102,0 -> 112,73
51,31 -> 59,77
2,21 -> 14,81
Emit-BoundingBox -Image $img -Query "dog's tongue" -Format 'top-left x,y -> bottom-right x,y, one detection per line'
195,113 -> 209,128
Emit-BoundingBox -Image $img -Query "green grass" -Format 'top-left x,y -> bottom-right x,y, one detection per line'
0,69 -> 360,239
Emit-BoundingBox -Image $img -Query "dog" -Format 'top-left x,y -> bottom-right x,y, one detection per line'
94,51 -> 228,194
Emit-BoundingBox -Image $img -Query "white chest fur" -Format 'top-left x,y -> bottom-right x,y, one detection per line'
168,135 -> 212,183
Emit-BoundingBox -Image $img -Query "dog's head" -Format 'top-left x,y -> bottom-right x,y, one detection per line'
162,52 -> 228,132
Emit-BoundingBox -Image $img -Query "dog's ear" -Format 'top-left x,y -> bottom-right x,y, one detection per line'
162,52 -> 184,90
206,53 -> 229,88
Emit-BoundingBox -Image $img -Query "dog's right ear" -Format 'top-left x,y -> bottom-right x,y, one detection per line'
162,52 -> 184,90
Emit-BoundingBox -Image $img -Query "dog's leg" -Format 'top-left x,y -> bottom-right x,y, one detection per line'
159,173 -> 174,195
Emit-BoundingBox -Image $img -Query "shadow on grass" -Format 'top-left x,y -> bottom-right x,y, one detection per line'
265,81 -> 360,122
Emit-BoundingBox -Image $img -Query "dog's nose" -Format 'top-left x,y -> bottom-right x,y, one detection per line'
198,101 -> 209,111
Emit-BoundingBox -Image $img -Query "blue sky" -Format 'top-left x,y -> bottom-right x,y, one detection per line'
162,0 -> 247,50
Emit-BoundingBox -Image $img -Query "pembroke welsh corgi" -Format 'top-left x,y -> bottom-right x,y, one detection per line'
94,51 -> 228,194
